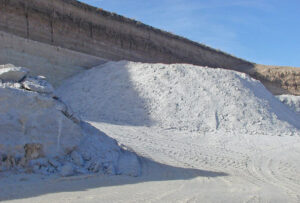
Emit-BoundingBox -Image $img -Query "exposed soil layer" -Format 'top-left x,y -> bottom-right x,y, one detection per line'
0,0 -> 299,95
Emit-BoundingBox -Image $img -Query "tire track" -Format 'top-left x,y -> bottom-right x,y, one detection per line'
93,122 -> 300,201
246,141 -> 300,201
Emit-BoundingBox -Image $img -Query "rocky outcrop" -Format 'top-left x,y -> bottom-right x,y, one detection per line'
22,76 -> 54,94
0,0 -> 250,69
0,64 -> 28,82
0,64 -> 141,176
0,66 -> 82,158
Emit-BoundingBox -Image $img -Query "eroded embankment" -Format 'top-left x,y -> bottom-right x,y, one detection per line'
0,0 -> 299,95
249,64 -> 300,95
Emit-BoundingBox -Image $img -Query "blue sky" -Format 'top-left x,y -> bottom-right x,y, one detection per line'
79,0 -> 300,67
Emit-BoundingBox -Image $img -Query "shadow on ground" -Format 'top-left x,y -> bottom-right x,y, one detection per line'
0,122 -> 227,201
0,157 -> 228,201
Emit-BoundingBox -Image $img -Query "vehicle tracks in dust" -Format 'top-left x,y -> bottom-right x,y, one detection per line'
92,122 -> 300,201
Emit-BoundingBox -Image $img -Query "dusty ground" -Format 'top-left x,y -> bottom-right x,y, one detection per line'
1,126 -> 300,202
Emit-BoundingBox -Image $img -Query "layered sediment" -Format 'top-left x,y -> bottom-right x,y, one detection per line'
0,0 -> 299,95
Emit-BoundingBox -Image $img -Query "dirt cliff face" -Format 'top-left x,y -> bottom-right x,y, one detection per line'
0,0 -> 299,95
249,65 -> 300,95
0,0 -> 249,67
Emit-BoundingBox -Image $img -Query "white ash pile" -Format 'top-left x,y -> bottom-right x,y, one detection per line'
0,64 -> 141,177
58,61 -> 300,136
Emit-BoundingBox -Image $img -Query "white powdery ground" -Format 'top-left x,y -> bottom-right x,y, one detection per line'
2,61 -> 300,202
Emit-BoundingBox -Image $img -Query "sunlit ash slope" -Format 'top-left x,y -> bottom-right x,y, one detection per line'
57,61 -> 299,136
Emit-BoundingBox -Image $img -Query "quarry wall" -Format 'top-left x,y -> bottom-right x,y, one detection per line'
0,31 -> 106,87
0,0 -> 251,69
0,0 -> 299,95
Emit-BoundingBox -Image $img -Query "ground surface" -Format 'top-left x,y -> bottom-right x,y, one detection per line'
1,126 -> 300,202
1,61 -> 300,202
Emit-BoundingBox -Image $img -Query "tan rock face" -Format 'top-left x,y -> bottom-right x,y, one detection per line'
248,65 -> 300,95
0,0 -> 251,70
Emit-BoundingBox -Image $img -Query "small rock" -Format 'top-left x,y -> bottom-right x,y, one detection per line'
60,163 -> 74,177
0,81 -> 22,89
71,151 -> 84,166
37,75 -> 46,80
0,65 -> 28,82
24,143 -> 44,161
10,82 -> 22,89
22,76 -> 54,94
103,162 -> 116,175
17,157 -> 27,168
